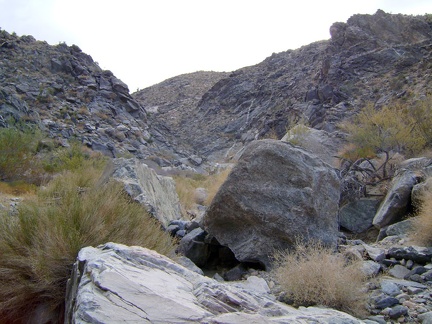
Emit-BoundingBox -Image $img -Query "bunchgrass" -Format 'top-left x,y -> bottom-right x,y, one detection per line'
0,124 -> 43,183
409,183 -> 432,246
0,161 -> 175,322
273,241 -> 368,318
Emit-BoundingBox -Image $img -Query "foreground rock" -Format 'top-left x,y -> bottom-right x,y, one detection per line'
112,158 -> 183,228
203,139 -> 340,268
65,243 -> 363,323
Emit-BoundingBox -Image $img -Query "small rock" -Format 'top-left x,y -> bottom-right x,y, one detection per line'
224,263 -> 248,281
363,244 -> 386,262
381,281 -> 401,297
396,293 -> 410,302
390,265 -> 411,279
423,269 -> 432,281
402,300 -> 417,309
376,296 -> 400,309
235,276 -> 271,294
388,305 -> 408,319
366,315 -> 387,324
418,311 -> 432,324
362,260 -> 382,277
406,260 -> 414,270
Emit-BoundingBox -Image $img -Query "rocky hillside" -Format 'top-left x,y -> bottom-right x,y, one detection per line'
1,10 -> 432,169
134,10 -> 432,162
133,71 -> 229,166
0,29 -> 172,164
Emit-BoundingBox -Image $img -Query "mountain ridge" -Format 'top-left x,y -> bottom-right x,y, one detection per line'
134,9 -> 432,162
1,9 -> 432,169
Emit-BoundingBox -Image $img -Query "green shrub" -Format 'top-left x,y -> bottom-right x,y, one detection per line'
273,241 -> 367,317
0,162 -> 175,322
340,102 -> 426,178
42,140 -> 105,173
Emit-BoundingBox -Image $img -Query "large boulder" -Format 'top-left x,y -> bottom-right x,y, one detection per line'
373,170 -> 421,229
64,243 -> 363,323
203,139 -> 341,268
111,158 -> 183,228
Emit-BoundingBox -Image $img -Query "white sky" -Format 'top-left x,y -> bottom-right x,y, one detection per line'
1,1 -> 431,92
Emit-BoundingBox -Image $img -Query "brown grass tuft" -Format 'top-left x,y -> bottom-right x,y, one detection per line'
273,241 -> 368,318
409,184 -> 432,246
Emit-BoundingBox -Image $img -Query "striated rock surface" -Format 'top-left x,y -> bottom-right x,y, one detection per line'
111,158 -> 183,228
203,139 -> 340,268
65,243 -> 363,323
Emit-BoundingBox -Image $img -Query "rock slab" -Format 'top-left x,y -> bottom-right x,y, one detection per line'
64,243 -> 363,323
203,139 -> 341,268
112,158 -> 183,228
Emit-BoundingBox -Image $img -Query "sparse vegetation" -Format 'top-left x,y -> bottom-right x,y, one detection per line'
0,123 -> 43,183
340,102 -> 427,179
0,161 -> 174,322
273,241 -> 368,318
174,168 -> 231,216
409,180 -> 432,246
283,123 -> 311,146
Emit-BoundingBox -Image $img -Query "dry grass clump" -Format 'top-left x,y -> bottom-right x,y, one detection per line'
273,241 -> 368,317
174,167 -> 231,215
0,162 -> 174,323
409,185 -> 432,246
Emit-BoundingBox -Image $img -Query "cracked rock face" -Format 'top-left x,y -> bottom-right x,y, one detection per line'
65,243 -> 362,323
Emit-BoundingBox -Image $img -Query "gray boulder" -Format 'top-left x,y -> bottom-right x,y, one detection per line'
339,199 -> 381,233
385,219 -> 414,237
65,243 -> 364,323
203,139 -> 341,268
112,158 -> 183,228
373,171 -> 420,229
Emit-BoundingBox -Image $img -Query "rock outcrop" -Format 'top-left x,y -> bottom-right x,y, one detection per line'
134,10 -> 432,161
111,158 -> 183,228
203,139 -> 340,268
65,242 -> 363,323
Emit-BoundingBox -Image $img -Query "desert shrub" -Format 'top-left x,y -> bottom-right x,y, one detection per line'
273,241 -> 367,317
0,161 -> 174,322
340,102 -> 426,179
0,124 -> 43,183
410,95 -> 432,147
409,184 -> 432,246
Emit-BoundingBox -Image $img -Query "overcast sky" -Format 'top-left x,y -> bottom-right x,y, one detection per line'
1,1 -> 431,92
